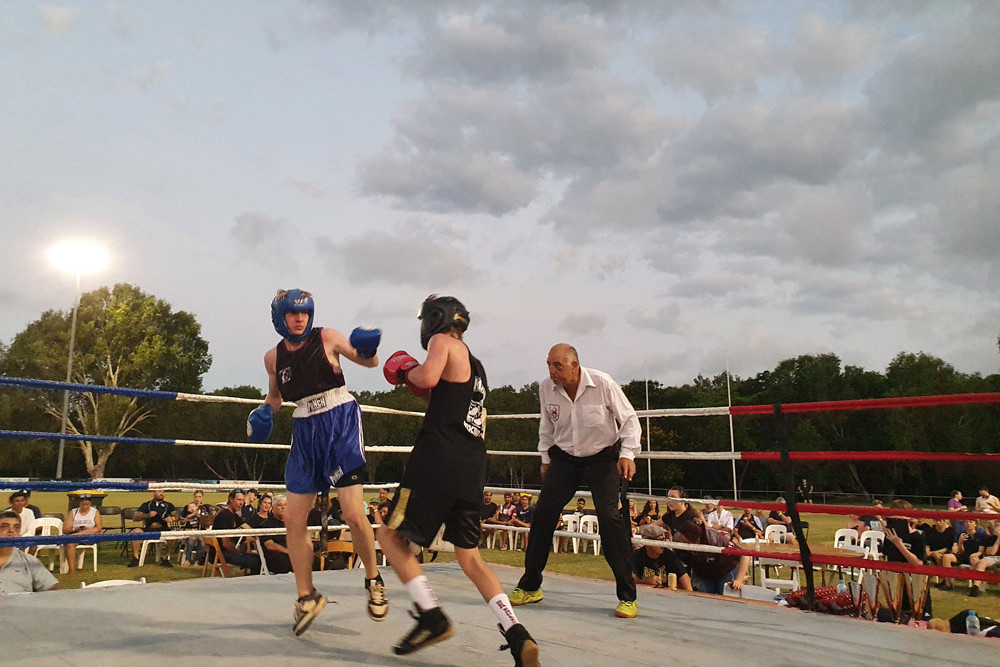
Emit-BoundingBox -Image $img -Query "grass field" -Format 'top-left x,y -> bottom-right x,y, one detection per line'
18,491 -> 999,621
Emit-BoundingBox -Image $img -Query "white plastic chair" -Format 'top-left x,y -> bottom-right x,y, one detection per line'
833,528 -> 858,548
81,577 -> 146,588
859,530 -> 885,560
764,524 -> 788,544
32,517 -> 64,572
555,514 -> 580,554
579,515 -> 600,555
76,539 -> 99,572
138,536 -> 169,566
758,556 -> 801,593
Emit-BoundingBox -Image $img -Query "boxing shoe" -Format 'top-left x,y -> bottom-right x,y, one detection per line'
614,599 -> 638,618
292,589 -> 327,636
499,623 -> 540,667
393,605 -> 453,655
365,575 -> 389,621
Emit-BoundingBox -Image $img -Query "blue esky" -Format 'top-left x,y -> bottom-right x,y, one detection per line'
1,1 -> 997,396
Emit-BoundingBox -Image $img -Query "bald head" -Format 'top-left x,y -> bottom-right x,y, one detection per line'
547,343 -> 581,392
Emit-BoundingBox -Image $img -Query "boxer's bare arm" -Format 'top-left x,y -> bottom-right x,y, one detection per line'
262,348 -> 283,412
323,327 -> 379,368
408,333 -> 470,388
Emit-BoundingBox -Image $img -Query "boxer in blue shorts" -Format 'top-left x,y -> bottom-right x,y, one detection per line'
247,289 -> 388,636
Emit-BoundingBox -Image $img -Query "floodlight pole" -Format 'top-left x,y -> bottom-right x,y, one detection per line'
56,272 -> 81,479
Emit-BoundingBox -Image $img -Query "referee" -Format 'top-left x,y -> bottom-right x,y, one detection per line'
510,343 -> 641,618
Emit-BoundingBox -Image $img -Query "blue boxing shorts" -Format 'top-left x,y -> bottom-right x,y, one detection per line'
285,387 -> 367,494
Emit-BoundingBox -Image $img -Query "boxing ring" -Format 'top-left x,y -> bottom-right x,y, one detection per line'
2,376 -> 999,665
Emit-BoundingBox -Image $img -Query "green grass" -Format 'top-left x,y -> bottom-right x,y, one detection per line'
20,492 -> 999,619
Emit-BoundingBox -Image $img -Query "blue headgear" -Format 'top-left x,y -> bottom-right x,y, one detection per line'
419,295 -> 469,350
271,289 -> 314,342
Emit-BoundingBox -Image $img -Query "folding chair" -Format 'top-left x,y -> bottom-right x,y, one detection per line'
320,540 -> 356,570
202,537 -> 232,578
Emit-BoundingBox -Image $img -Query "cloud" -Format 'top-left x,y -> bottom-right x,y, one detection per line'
560,313 -> 606,336
628,302 -> 683,333
133,60 -> 174,91
106,4 -> 136,39
315,221 -> 478,287
789,14 -> 880,86
39,6 -> 79,34
287,179 -> 328,199
231,212 -> 290,250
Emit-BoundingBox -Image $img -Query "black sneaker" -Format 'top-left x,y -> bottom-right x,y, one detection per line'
365,575 -> 388,621
127,557 -> 140,568
499,623 -> 540,667
292,589 -> 328,637
393,606 -> 453,655
969,586 -> 983,597
161,558 -> 173,568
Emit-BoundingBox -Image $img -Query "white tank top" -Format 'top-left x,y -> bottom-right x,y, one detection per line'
72,506 -> 97,531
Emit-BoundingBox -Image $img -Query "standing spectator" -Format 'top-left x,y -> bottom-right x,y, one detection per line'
969,520 -> 1000,597
975,486 -> 1000,514
211,489 -> 260,575
479,491 -> 499,548
632,523 -> 691,591
673,520 -> 751,595
62,494 -> 102,575
883,500 -> 932,621
703,498 -> 735,536
796,478 -> 814,504
947,490 -> 969,534
4,491 -> 35,538
0,511 -> 60,594
510,343 -> 641,620
261,495 -> 293,574
128,489 -> 176,567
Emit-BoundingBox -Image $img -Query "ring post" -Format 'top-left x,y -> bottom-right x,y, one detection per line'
774,404 -> 815,609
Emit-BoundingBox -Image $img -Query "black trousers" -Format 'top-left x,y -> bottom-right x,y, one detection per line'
517,446 -> 636,602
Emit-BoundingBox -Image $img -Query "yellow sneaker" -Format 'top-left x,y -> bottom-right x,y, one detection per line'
614,600 -> 637,618
509,587 -> 543,606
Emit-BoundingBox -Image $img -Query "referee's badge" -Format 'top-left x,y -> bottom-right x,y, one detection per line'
548,403 -> 560,421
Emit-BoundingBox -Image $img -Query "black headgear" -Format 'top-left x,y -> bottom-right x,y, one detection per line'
419,295 -> 469,349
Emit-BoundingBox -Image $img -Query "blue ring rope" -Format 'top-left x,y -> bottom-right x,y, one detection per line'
0,376 -> 179,400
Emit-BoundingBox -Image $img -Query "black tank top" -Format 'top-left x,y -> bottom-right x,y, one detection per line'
275,328 -> 345,402
419,345 -> 488,445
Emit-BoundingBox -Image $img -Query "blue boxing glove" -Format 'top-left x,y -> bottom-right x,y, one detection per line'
350,327 -> 382,359
247,404 -> 274,442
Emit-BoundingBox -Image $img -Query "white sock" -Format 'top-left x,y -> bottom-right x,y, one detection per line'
405,575 -> 439,611
489,593 -> 519,631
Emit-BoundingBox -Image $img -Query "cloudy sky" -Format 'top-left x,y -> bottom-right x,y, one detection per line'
1,1 -> 997,397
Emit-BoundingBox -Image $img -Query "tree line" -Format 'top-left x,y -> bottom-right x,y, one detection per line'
1,283 -> 997,500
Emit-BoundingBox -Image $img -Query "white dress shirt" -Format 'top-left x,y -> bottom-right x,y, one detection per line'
705,508 -> 735,531
538,367 -> 641,464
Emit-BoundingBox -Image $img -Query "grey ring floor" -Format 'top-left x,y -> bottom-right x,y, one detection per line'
5,563 -> 993,666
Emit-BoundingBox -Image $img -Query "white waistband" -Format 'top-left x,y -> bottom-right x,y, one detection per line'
292,387 -> 355,418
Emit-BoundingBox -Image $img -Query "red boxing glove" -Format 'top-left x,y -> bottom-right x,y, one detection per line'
384,350 -> 419,385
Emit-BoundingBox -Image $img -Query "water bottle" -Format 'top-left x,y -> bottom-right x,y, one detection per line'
837,579 -> 848,595
966,610 -> 980,635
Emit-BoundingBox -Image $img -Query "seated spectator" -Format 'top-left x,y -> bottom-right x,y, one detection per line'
882,499 -> 932,621
180,490 -> 207,566
22,491 -> 42,521
378,487 -> 390,505
511,493 -> 535,549
248,495 -> 272,529
479,491 -> 499,547
242,489 -> 260,521
211,489 -> 261,575
637,500 -> 660,525
633,523 -> 691,591
366,500 -> 380,526
377,502 -> 390,525
62,494 -> 102,575
0,511 -> 61,593
735,508 -> 765,541
939,519 -> 986,590
947,490 -> 968,533
766,498 -> 798,547
923,518 -> 956,567
859,500 -> 885,531
307,493 -> 343,540
969,519 -> 1000,597
260,495 -> 292,574
703,498 -> 734,535
491,492 -> 517,550
128,489 -> 176,568
4,491 -> 35,538
627,498 -> 639,527
975,486 -> 1000,514
673,520 -> 751,595
796,478 -> 814,504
